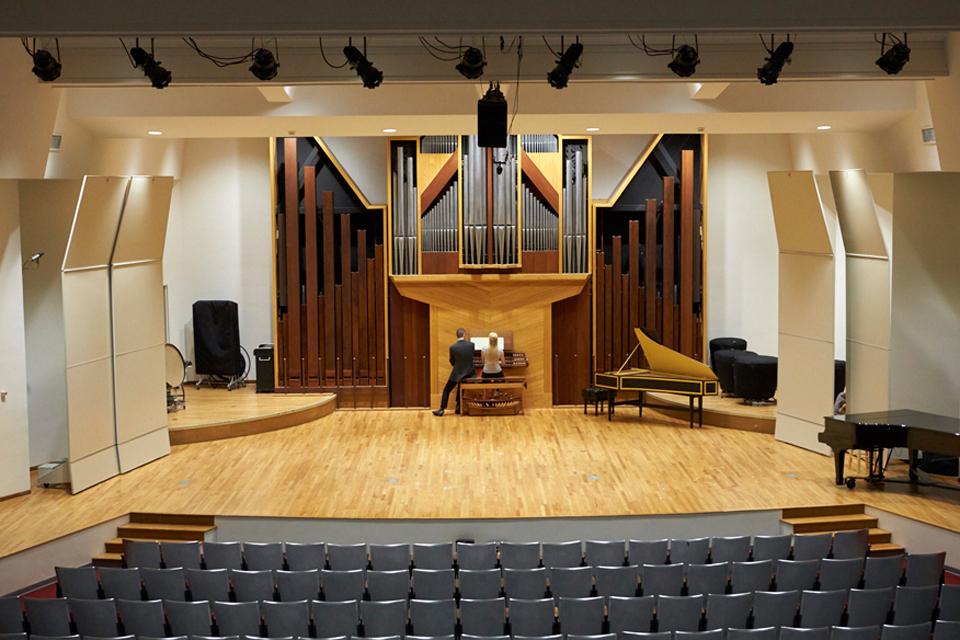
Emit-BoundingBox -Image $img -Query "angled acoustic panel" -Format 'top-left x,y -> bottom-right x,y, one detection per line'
768,171 -> 835,455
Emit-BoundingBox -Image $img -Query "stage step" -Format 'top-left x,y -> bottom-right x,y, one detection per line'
117,522 -> 214,541
781,504 -> 867,519
869,542 -> 907,556
785,514 -> 879,533
93,513 -> 217,568
130,512 -> 216,526
780,504 -> 900,557
92,552 -> 123,568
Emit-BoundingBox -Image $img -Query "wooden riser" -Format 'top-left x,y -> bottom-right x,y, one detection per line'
130,513 -> 215,526
870,542 -> 906,556
92,552 -> 123,568
781,504 -> 867,519
117,523 -> 214,541
785,514 -> 879,533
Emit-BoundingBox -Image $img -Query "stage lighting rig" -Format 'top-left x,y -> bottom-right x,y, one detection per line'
21,38 -> 62,82
546,37 -> 583,89
183,37 -> 279,81
123,39 -> 171,89
343,41 -> 383,88
249,47 -> 279,80
757,35 -> 794,85
876,33 -> 910,75
631,34 -> 700,78
457,47 -> 487,79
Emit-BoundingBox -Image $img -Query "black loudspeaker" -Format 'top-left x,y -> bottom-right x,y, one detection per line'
192,300 -> 244,377
477,83 -> 507,148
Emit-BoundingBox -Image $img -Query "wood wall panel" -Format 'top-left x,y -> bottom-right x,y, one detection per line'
552,283 -> 592,404
644,198 -> 657,330
680,149 -> 694,356
612,236 -> 622,369
322,192 -> 337,383
628,221 -> 640,366
662,176 -> 676,350
357,230 -> 369,380
283,138 -> 301,386
304,166 -> 319,384
388,281 -> 430,407
340,214 -> 353,380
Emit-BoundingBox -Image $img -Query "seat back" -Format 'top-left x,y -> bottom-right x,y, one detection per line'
24,598 -> 72,637
819,559 -> 864,591
863,556 -> 904,590
141,567 -> 187,601
751,590 -> 799,629
56,567 -> 99,600
500,542 -> 541,570
607,595 -> 655,635
686,563 -> 730,596
655,595 -> 704,632
507,598 -> 555,637
458,569 -> 502,600
800,590 -> 848,628
891,586 -> 938,626
641,564 -> 684,596
68,597 -> 119,638
409,599 -> 456,637
847,588 -> 895,628
261,600 -> 310,638
903,553 -> 945,587
123,540 -> 162,569
283,543 -> 326,571
457,542 -> 498,570
880,623 -> 932,640
594,565 -> 640,597
629,541 -> 669,566
557,596 -> 604,636
775,560 -> 820,592
360,599 -> 407,638
203,542 -> 243,570
310,600 -> 359,638
752,536 -> 792,562
211,601 -> 262,637
542,542 -> 583,569
830,626 -> 882,640
781,627 -> 831,640
709,537 -> 751,563
274,570 -> 320,602
326,543 -> 369,571
229,569 -> 275,602
369,544 -> 411,571
164,600 -> 212,637
503,568 -> 548,600
411,569 -> 455,600
459,598 -> 506,637
162,542 -> 203,570
726,628 -> 777,640
243,543 -> 284,571
320,569 -> 366,602
669,539 -> 710,565
731,560 -> 773,593
550,566 -> 594,599
0,598 -> 24,635
412,543 -> 453,570
831,531 -> 868,560
117,598 -> 165,638
704,592 -> 753,630
585,541 -> 626,568
186,569 -> 230,603
367,570 -> 411,601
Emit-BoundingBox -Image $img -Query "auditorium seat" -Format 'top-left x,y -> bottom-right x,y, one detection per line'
655,595 -> 703,632
830,626 -> 881,640
799,590 -> 848,628
752,591 -> 800,629
462,635 -> 510,640
685,563 -> 730,596
891,586 -> 938,625
903,553 -> 945,587
320,569 -> 365,602
863,557 -> 905,590
500,542 -> 541,570
0,598 -> 24,634
731,560 -> 774,593
775,560 -> 819,592
732,354 -> 778,403
284,543 -> 325,571
79,635 -> 134,640
137,634 -> 188,640
0,633 -> 26,640
124,541 -> 162,569
542,542 -> 583,569
163,542 -> 203,570
369,544 -> 411,571
261,600 -> 310,638
606,595 -> 655,635
458,569 -> 502,599
187,568 -> 230,602
413,543 -> 454,570
550,566 -> 594,599
24,598 -> 72,637
211,602 -> 261,637
933,620 -> 960,640
880,623 -> 931,640
411,569 -> 455,600
781,627 -> 831,640
243,543 -> 284,571
142,568 -> 188,601
457,543 -> 498,571
709,537 -> 751,563
409,598 -> 456,637
508,598 -> 556,637
791,535 -> 833,562
360,599 -> 407,637
831,531 -> 868,560
585,540 -> 626,567
940,585 -> 960,621
25,636 -> 79,640
622,632 -> 671,640
629,540 -> 669,566
594,565 -> 640,597
459,598 -> 506,637
69,597 -> 119,638
326,543 -> 368,572
818,559 -> 864,591
713,349 -> 756,395
190,635 -> 239,640
202,543 -> 244,571
704,593 -> 753,630
641,564 -> 684,596
367,570 -> 411,601
752,536 -> 792,562
408,635 -> 455,640
727,628 -> 777,640
568,634 -> 616,640
274,570 -> 320,601
558,597 -> 605,636
503,568 -> 548,599
670,539 -> 710,565
310,600 -> 359,638
165,600 -> 213,637
846,588 -> 895,628
116,598 -> 165,637
230,570 -> 275,602
56,566 -> 100,599
677,631 -> 724,640
513,635 -> 562,640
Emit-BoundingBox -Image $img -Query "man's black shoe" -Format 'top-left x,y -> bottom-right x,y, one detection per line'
432,409 -> 444,417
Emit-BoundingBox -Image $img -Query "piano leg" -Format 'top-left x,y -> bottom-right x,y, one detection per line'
909,448 -> 919,483
688,397 -> 694,429
698,395 -> 703,429
832,448 -> 847,486
639,391 -> 644,418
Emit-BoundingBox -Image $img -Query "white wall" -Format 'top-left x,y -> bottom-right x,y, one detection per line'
163,138 -> 273,376
0,41 -> 60,179
0,180 -> 31,498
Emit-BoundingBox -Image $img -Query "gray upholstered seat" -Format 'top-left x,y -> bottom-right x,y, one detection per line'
819,559 -> 864,591
549,566 -> 594,599
408,598 -> 456,637
670,539 -> 710,565
727,628 -> 778,640
359,599 -> 407,638
310,599 -> 359,638
594,565 -> 640,597
903,553 -> 945,587
940,585 -> 960,622
933,620 -> 960,640
542,542 -> 583,569
641,564 -> 684,596
411,569 -> 455,600
775,560 -> 819,592
831,626 -> 881,640
607,595 -> 655,636
456,542 -> 498,570
124,541 -> 162,569
24,598 -> 73,637
863,556 -> 904,590
162,542 -> 203,570
503,568 -> 548,600
799,590 -> 848,628
710,537 -> 751,563
655,595 -> 704,632
68,597 -> 119,638
164,600 -> 213,637
243,543 -> 284,571
831,531 -> 868,560
629,541 -> 669,566
500,543 -> 541,570
202,542 -> 243,570
891,586 -> 938,625
283,543 -> 326,571
847,588 -> 895,628
880,623 -> 931,640
752,591 -> 799,629
186,569 -> 230,602
781,627 -> 831,640
367,570 -> 411,601
229,569 -> 274,602
274,570 -> 320,602
369,544 -> 411,571
0,598 -> 24,634
116,598 -> 165,637
557,596 -> 604,636
704,592 -> 753,630
412,543 -> 453,570
585,541 -> 626,568
458,569 -> 501,600
459,598 -> 506,637
731,560 -> 774,593
507,598 -> 555,637
326,544 -> 368,572
752,536 -> 792,562
676,631 -> 724,640
686,563 -> 730,596
211,601 -> 261,637
141,567 -> 187,601
261,600 -> 310,638
320,569 -> 365,602
56,567 -> 100,599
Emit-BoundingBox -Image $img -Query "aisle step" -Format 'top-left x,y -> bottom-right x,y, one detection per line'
781,504 -> 866,519
784,514 -> 879,533
116,522 -> 215,541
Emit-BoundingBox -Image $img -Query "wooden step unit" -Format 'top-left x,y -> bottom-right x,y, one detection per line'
92,513 -> 216,568
781,504 -> 904,556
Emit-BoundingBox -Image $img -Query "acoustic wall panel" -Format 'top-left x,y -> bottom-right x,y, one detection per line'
112,262 -> 165,354
112,176 -> 173,263
62,268 -> 113,369
768,171 -> 835,455
829,170 -> 891,414
114,345 -> 169,471
62,177 -> 128,270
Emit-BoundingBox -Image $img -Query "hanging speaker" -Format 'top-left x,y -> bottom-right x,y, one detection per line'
477,82 -> 507,148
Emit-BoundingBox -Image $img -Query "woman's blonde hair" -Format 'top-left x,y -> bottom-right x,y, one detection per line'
488,331 -> 499,348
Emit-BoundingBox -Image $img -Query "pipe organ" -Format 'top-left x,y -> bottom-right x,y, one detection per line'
391,142 -> 418,275
562,141 -> 589,274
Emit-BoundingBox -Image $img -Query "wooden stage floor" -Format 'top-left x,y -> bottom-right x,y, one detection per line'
2,406 -> 959,558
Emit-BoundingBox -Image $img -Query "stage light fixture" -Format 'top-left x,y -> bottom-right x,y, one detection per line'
344,44 -> 383,88
876,33 -> 910,75
129,43 -> 172,89
547,40 -> 583,89
21,38 -> 62,82
817,125 -> 832,131
147,130 -> 163,136
477,81 -> 507,148
249,47 -> 279,81
586,127 -> 600,132
668,43 -> 700,78
456,46 -> 486,79
382,127 -> 397,133
757,36 -> 794,85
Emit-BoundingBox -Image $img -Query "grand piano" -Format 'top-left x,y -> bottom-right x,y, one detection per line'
594,328 -> 719,428
820,410 -> 960,490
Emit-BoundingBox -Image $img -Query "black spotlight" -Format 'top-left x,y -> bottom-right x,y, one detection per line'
876,34 -> 910,75
477,82 -> 507,148
249,47 -> 279,80
668,43 -> 699,77
547,41 -> 583,89
757,39 -> 794,85
31,48 -> 62,82
130,46 -> 172,89
343,44 -> 383,88
456,46 -> 486,79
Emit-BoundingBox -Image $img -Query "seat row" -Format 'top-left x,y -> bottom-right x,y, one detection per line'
55,556 -> 948,604
120,533 -> 882,574
4,588 -> 960,640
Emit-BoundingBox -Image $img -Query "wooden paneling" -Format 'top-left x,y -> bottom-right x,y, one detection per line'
644,198 -> 657,331
628,220 -> 640,367
662,176 -> 676,350
388,281 -> 430,407
603,264 -> 613,371
374,244 -> 386,384
357,230 -> 369,380
612,236 -> 622,368
595,250 -> 606,373
283,138 -> 301,386
340,213 -> 353,380
520,250 -> 559,274
680,150 -> 695,355
551,283 -> 592,404
304,166 -> 319,384
419,153 -> 458,215
421,252 -> 460,274
322,191 -> 337,383
521,150 -> 561,212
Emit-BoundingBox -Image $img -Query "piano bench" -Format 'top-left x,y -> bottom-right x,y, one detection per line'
582,386 -> 614,415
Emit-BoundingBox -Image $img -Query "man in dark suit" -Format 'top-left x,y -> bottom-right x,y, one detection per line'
433,328 -> 476,416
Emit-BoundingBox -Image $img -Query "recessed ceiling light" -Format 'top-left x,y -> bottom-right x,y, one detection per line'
147,130 -> 163,136
586,127 -> 600,132
817,125 -> 832,131
382,128 -> 397,133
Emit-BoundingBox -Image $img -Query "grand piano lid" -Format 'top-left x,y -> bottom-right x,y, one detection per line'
830,409 -> 960,436
634,328 -> 718,381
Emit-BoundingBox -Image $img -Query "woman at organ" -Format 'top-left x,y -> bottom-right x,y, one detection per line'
481,332 -> 505,379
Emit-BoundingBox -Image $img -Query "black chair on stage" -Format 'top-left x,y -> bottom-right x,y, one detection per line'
581,387 -> 613,415
713,349 -> 756,395
733,354 -> 778,404
709,338 -> 747,374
